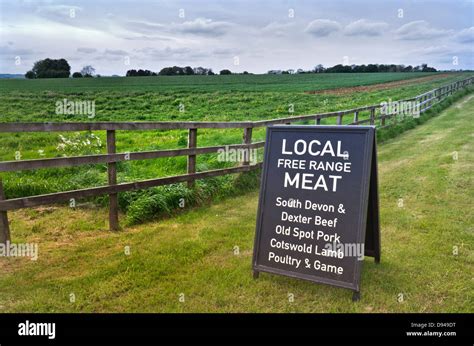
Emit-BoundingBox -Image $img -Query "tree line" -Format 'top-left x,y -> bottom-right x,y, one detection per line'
268,63 -> 437,74
25,58 -> 98,79
24,58 -> 440,79
126,66 -> 236,76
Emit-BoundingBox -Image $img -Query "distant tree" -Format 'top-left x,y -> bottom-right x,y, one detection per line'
365,64 -> 379,73
126,69 -> 157,76
193,66 -> 214,75
288,62 -> 436,74
421,63 -> 437,72
313,64 -> 325,73
80,65 -> 95,77
31,58 -> 71,78
25,70 -> 36,79
193,67 -> 206,75
326,64 -> 351,73
352,65 -> 366,73
173,66 -> 186,75
72,72 -> 83,78
159,67 -> 174,75
243,71 -> 249,74
184,66 -> 194,75
219,69 -> 232,75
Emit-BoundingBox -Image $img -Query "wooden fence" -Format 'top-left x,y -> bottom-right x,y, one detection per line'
0,76 -> 472,242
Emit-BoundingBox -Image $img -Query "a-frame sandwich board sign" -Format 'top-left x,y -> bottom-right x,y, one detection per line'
252,125 -> 380,301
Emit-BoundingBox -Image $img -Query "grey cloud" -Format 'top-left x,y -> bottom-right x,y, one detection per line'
133,46 -> 214,61
261,22 -> 296,37
0,45 -> 35,56
35,4 -> 83,20
177,18 -> 233,36
395,20 -> 452,40
121,20 -> 166,34
305,19 -> 341,37
121,34 -> 173,42
77,47 -> 97,54
344,19 -> 388,37
413,45 -> 451,56
455,27 -> 474,43
118,17 -> 233,39
212,48 -> 238,56
104,49 -> 129,56
91,49 -> 130,62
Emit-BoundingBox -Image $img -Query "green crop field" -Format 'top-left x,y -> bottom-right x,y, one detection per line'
0,72 -> 443,93
0,72 -> 472,225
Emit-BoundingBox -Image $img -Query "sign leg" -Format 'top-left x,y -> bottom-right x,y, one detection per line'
253,270 -> 259,279
0,179 -> 11,244
374,253 -> 380,264
352,291 -> 360,302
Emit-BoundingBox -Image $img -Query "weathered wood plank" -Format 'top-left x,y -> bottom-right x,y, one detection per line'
107,130 -> 119,231
242,127 -> 253,166
187,128 -> 197,188
0,179 -> 10,243
0,164 -> 262,211
0,142 -> 265,172
370,108 -> 375,125
254,106 -> 380,126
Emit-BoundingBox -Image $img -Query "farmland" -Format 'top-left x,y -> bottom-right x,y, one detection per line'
0,72 -> 472,225
0,93 -> 472,312
0,72 -> 446,93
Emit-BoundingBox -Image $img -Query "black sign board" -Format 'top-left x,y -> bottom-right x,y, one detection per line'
252,125 -> 380,300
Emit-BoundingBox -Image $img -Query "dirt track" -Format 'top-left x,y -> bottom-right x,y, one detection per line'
306,73 -> 452,95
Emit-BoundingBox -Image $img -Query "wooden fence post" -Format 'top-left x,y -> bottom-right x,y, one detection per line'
0,179 -> 10,244
336,113 -> 343,125
187,128 -> 197,188
353,111 -> 359,124
370,108 -> 375,125
316,116 -> 321,125
242,127 -> 253,166
107,130 -> 119,231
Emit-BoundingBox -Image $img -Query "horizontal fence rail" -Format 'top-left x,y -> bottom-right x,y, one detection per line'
0,76 -> 472,240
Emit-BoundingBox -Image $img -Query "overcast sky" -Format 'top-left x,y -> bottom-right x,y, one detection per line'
0,0 -> 473,75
